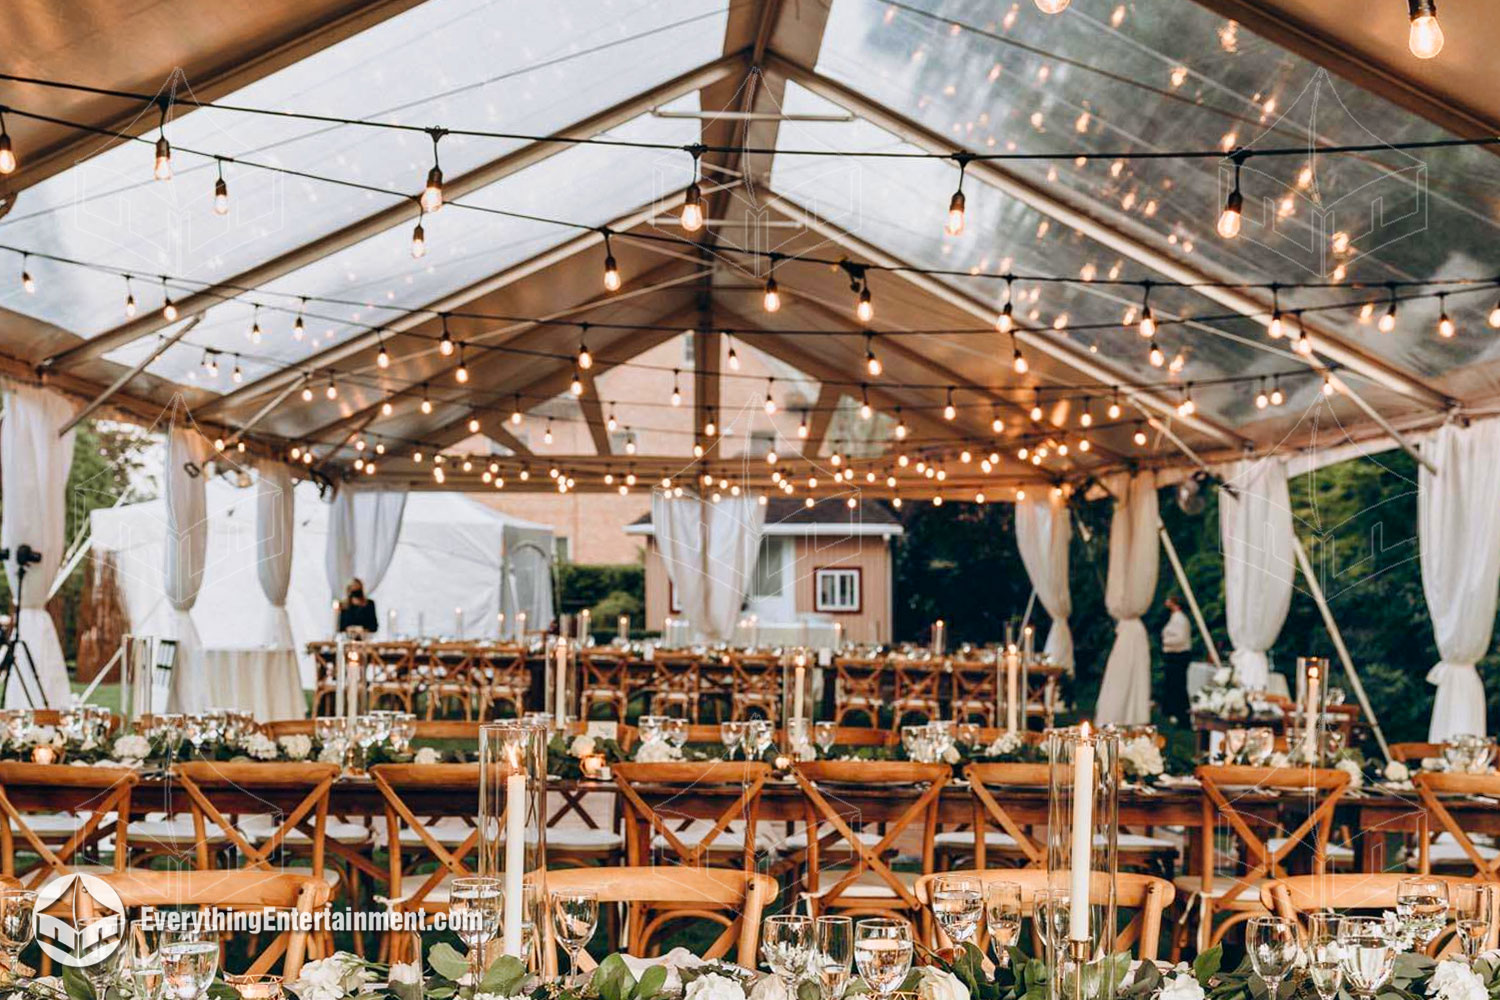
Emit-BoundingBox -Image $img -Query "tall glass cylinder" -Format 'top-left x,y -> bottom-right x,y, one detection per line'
545,638 -> 574,728
479,722 -> 547,959
931,619 -> 947,657
783,650 -> 814,725
997,644 -> 1030,734
333,636 -> 370,725
1045,725 -> 1120,1000
1291,656 -> 1330,763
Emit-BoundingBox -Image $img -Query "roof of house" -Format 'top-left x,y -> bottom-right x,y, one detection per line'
625,497 -> 904,538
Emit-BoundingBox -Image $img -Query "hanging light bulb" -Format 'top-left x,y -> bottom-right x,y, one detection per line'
1438,295 -> 1456,338
577,333 -> 593,371
381,398 -> 394,416
376,336 -> 390,369
511,395 -> 523,426
763,273 -> 781,313
853,279 -> 875,323
1268,286 -> 1284,338
1080,399 -> 1093,427
1029,390 -> 1044,422
1133,423 -> 1148,446
895,408 -> 908,440
249,305 -> 262,344
1107,389 -> 1122,420
1379,287 -> 1398,333
1035,0 -> 1070,12
945,154 -> 970,235
467,417 -> 480,434
420,384 -> 433,414
1177,384 -> 1196,417
570,370 -> 584,396
1322,374 -> 1335,397
301,379 -> 314,403
944,387 -> 957,421
1490,298 -> 1500,328
1294,327 -> 1313,355
455,345 -> 469,383
213,159 -> 229,215
1012,334 -> 1029,374
1138,283 -> 1156,337
293,300 -> 306,340
325,374 -> 338,400
704,408 -> 717,437
544,419 -> 554,445
1408,0 -> 1445,58
420,128 -> 445,213
410,211 -> 427,259
161,277 -> 177,321
670,370 -> 682,407
865,334 -> 882,376
680,148 -> 706,231
601,233 -> 621,291
764,379 -> 778,415
860,384 -> 873,420
153,117 -> 173,180
1270,377 -> 1285,406
439,316 -> 455,356
1218,153 -> 1245,238
606,406 -> 618,432
1256,380 -> 1269,409
231,356 -> 243,384
0,110 -> 16,175
1148,339 -> 1165,367
19,254 -> 34,294
798,412 -> 809,439
726,335 -> 740,371
123,276 -> 137,318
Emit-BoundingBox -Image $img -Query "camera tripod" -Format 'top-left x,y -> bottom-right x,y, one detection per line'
0,558 -> 52,709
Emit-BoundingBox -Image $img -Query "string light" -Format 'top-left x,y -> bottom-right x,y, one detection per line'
895,408 -> 908,440
1080,398 -> 1093,427
1133,422 -> 1148,446
152,101 -> 172,181
1490,297 -> 1500,328
1029,390 -> 1044,422
1379,285 -> 1398,333
293,299 -> 306,340
855,280 -> 874,323
19,254 -> 34,294
726,335 -> 740,371
1036,0 -> 1071,12
570,370 -> 584,396
1268,285 -> 1284,338
376,333 -> 390,369
438,315 -> 454,356
511,395 -> 523,425
704,408 -> 717,437
213,158 -> 229,215
300,377 -> 314,402
625,431 -> 637,454
860,384 -> 873,420
865,334 -> 882,376
420,128 -> 445,213
249,304 -> 262,343
1011,334 -> 1028,374
1270,376 -> 1285,406
1138,282 -> 1156,338
762,269 -> 781,313
231,355 -> 243,384
670,370 -> 682,407
606,405 -> 618,432
455,344 -> 469,383
160,277 -> 177,321
1177,383 -> 1196,417
420,384 -> 433,414
577,331 -> 593,371
992,408 -> 1004,433
1438,294 -> 1455,338
544,419 -> 554,445
1148,339 -> 1165,367
325,374 -> 338,400
1294,319 -> 1313,356
798,411 -> 809,439
1218,152 -> 1245,239
1408,0 -> 1445,58
410,209 -> 426,259
381,397 -> 394,416
1255,379 -> 1269,410
1322,373 -> 1335,396
681,147 -> 705,232
122,275 -> 136,317
943,387 -> 957,421
0,110 -> 15,174
1107,388 -> 1122,420
997,275 -> 1016,333
468,417 -> 480,433
601,233 -> 620,291
945,154 -> 971,235
764,378 -> 777,415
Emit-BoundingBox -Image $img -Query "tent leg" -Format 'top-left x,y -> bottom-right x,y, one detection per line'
1157,525 -> 1223,671
1290,533 -> 1393,763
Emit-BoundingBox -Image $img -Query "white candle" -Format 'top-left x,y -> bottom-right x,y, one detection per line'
834,622 -> 843,651
502,766 -> 527,956
793,661 -> 806,723
387,608 -> 397,635
579,610 -> 591,644
554,639 -> 569,724
332,599 -> 341,634
497,612 -> 506,639
1302,664 -> 1320,759
618,614 -> 630,643
1005,646 -> 1020,733
455,606 -> 465,637
1068,722 -> 1095,943
933,620 -> 946,656
517,611 -> 526,639
1023,625 -> 1034,662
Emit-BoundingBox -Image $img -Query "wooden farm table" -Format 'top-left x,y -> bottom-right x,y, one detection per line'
1351,787 -> 1500,872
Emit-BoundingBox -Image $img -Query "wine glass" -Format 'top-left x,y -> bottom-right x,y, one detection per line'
0,889 -> 35,984
1245,727 -> 1276,766
1397,876 -> 1449,949
762,915 -> 814,992
1223,728 -> 1248,763
1032,889 -> 1070,951
748,720 -> 774,760
984,880 -> 1022,967
1247,915 -> 1299,999
1305,914 -> 1343,1000
853,919 -> 913,998
814,721 -> 837,758
1338,916 -> 1396,999
955,723 -> 981,751
1454,882 -> 1495,960
551,889 -> 598,984
160,928 -> 218,1000
450,876 -> 503,986
720,721 -> 745,760
664,718 -> 687,749
813,916 -> 853,1000
929,875 -> 983,946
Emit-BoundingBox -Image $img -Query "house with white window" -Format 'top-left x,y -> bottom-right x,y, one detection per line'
625,499 -> 904,644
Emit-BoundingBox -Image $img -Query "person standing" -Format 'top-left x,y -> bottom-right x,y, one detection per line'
1160,595 -> 1192,722
337,577 -> 379,634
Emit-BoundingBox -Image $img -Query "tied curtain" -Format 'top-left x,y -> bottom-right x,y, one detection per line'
0,384 -> 76,708
1095,471 -> 1160,725
1014,491 -> 1073,672
1420,420 -> 1500,741
164,425 -> 211,712
256,459 -> 296,648
651,491 -> 765,642
324,485 -> 408,601
1219,457 -> 1295,690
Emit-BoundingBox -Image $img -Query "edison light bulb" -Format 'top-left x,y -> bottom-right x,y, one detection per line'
1409,8 -> 1444,58
1378,307 -> 1397,333
410,223 -> 426,259
214,177 -> 229,215
603,255 -> 621,291
125,292 -> 137,318
997,303 -> 1014,334
1217,190 -> 1243,238
1256,387 -> 1269,409
1270,385 -> 1284,406
1439,313 -> 1455,338
1107,400 -> 1121,420
945,190 -> 966,236
1268,312 -> 1284,338
1013,349 -> 1029,374
866,351 -> 882,377
153,136 -> 173,180
1139,308 -> 1156,338
0,134 -> 15,175
1035,0 -> 1070,12
763,277 -> 781,313
1489,301 -> 1500,328
856,288 -> 874,322
577,344 -> 593,370
421,166 -> 444,213
681,183 -> 705,232
1133,427 -> 1148,446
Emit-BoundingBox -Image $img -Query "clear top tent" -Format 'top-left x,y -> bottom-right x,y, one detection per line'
1,0 -> 1499,499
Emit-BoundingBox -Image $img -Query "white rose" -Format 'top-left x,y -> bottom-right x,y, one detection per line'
388,962 -> 421,985
113,734 -> 151,761
279,734 -> 313,761
1212,667 -> 1232,685
748,976 -> 790,1000
26,726 -> 61,747
1422,757 -> 1448,772
1159,972 -> 1206,1000
569,734 -> 597,758
915,967 -> 969,1000
1334,758 -> 1364,789
634,741 -> 683,763
290,953 -> 371,1000
942,746 -> 961,764
684,972 -> 748,1000
1384,760 -> 1411,782
317,743 -> 346,765
243,733 -> 279,761
413,747 -> 443,765
1430,960 -> 1488,1000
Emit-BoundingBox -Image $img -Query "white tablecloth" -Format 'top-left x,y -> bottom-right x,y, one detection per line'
1187,660 -> 1290,698
198,647 -> 307,721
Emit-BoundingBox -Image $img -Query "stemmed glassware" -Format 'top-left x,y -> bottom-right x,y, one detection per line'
663,718 -> 688,750
853,919 -> 912,999
813,916 -> 853,1000
160,926 -> 218,1000
1032,889 -> 1070,951
814,722 -> 838,758
551,889 -> 599,984
720,721 -> 746,760
1454,882 -> 1495,960
763,915 -> 814,995
1338,916 -> 1396,1000
450,876 -> 503,986
1246,915 -> 1299,999
1305,914 -> 1343,1000
929,875 -> 983,946
747,720 -> 774,761
1223,728 -> 1249,763
1244,727 -> 1276,766
984,881 -> 1022,967
0,889 -> 35,985
1397,876 -> 1449,951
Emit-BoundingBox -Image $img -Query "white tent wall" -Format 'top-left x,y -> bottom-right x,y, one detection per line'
91,477 -> 554,688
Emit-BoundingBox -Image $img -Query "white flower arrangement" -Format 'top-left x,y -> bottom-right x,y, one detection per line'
1384,760 -> 1412,783
289,952 -> 374,1000
242,732 -> 280,761
985,730 -> 1024,757
569,734 -> 597,758
413,746 -> 443,765
1430,960 -> 1489,1000
634,740 -> 684,763
684,972 -> 748,1000
279,734 -> 313,761
914,966 -> 970,1000
387,962 -> 422,986
1158,972 -> 1207,1000
21,725 -> 63,748
112,734 -> 151,761
1119,735 -> 1165,779
1191,669 -> 1249,719
1334,757 -> 1364,789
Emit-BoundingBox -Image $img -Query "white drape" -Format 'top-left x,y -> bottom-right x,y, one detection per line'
1219,457 -> 1295,690
650,491 -> 765,641
1014,492 -> 1073,672
1420,420 -> 1500,741
0,384 -> 76,708
324,486 -> 408,598
164,426 -> 210,712
256,460 -> 296,649
1095,472 -> 1160,725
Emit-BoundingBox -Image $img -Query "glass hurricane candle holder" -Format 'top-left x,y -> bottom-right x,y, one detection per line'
479,722 -> 548,960
1045,725 -> 1120,1000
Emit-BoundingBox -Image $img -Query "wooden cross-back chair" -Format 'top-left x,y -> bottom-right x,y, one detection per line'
914,868 -> 1177,960
889,658 -> 943,728
540,866 -> 777,970
949,661 -> 998,725
579,650 -> 631,721
0,763 -> 137,888
832,657 -> 885,725
368,763 -> 483,921
1412,771 -> 1500,877
649,654 -> 702,720
730,653 -> 783,722
421,642 -> 481,719
475,644 -> 531,719
1261,874 -> 1499,957
365,641 -> 418,712
66,870 -> 330,978
791,760 -> 949,931
1180,764 -> 1350,954
613,761 -> 770,871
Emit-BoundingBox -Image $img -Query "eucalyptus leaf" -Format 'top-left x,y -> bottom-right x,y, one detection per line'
638,963 -> 669,1000
428,942 -> 471,982
481,955 -> 529,994
1193,946 -> 1223,985
61,967 -> 94,1000
799,979 -> 824,1000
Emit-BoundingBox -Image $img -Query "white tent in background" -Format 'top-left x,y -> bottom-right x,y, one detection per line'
90,476 -> 556,687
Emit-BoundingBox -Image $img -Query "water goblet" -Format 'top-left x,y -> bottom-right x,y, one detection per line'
812,916 -> 853,1000
853,919 -> 912,999
815,721 -> 838,757
955,723 -> 981,751
747,719 -> 774,760
1338,916 -> 1396,999
450,876 -> 503,986
719,721 -> 745,760
160,927 -> 218,1000
929,875 -> 983,945
0,889 -> 35,984
663,717 -> 687,749
1246,915 -> 1298,999
1223,728 -> 1248,763
1032,889 -> 1070,950
551,888 -> 598,984
1397,876 -> 1450,949
1305,914 -> 1343,1000
763,915 -> 814,992
984,880 -> 1022,967
1454,882 -> 1494,960
1245,727 -> 1276,766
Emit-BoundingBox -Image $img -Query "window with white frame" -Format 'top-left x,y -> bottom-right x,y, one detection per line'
815,568 -> 861,613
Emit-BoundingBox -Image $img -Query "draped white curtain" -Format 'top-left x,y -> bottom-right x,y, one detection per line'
256,460 -> 296,649
1014,492 -> 1073,672
0,384 -> 76,708
1096,472 -> 1160,725
324,486 -> 408,598
650,491 -> 765,641
164,426 -> 210,712
1420,420 -> 1500,741
1219,457 -> 1296,690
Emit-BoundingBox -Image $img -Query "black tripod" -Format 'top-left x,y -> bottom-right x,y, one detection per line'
0,554 -> 51,709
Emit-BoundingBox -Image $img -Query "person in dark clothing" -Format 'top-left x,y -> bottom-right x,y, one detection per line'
337,578 -> 379,634
1160,594 -> 1192,723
